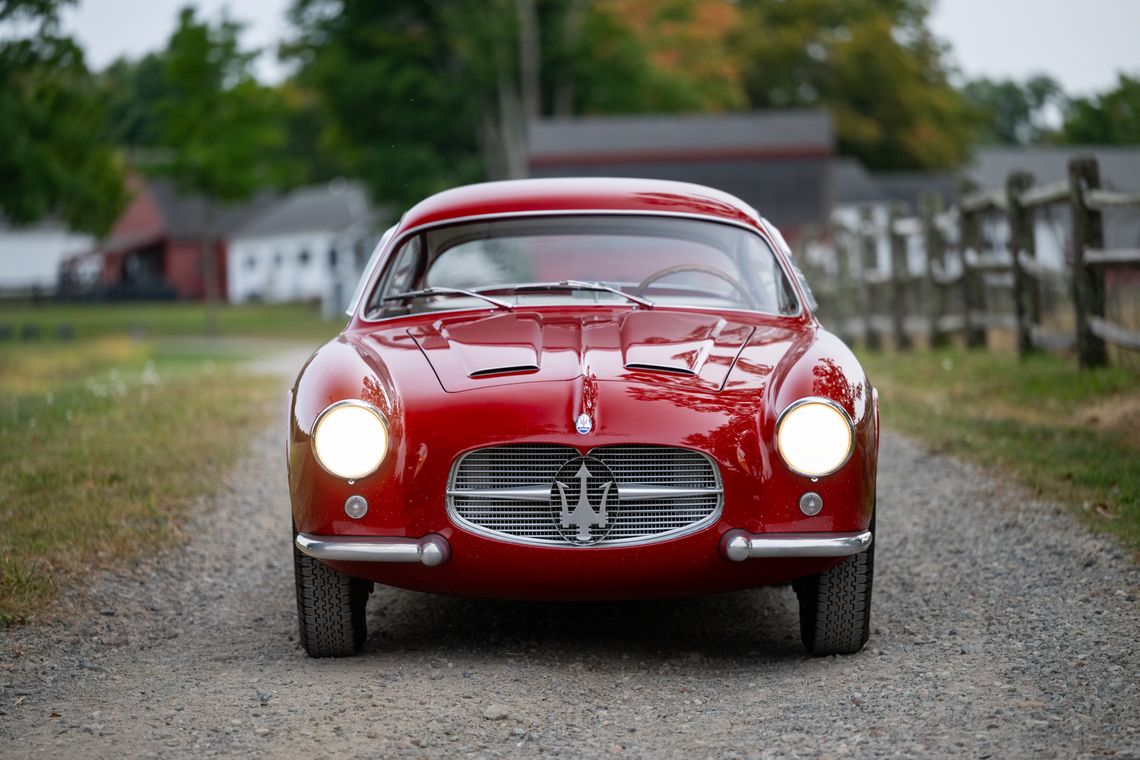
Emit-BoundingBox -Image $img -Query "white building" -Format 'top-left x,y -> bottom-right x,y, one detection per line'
227,181 -> 386,317
0,218 -> 93,295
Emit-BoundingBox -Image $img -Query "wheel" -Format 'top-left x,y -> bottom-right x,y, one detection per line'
293,541 -> 370,657
793,533 -> 874,656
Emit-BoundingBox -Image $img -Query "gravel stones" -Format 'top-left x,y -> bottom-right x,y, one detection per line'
0,366 -> 1137,758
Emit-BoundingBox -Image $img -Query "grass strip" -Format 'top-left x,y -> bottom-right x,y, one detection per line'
0,338 -> 280,623
0,300 -> 340,342
859,348 -> 1139,555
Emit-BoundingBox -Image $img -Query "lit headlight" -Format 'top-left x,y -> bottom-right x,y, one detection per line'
312,400 -> 389,480
776,398 -> 854,477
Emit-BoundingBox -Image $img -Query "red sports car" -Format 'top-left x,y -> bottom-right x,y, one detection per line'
289,178 -> 878,657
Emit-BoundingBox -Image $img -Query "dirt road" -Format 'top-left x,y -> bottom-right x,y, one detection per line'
2,351 -> 1137,758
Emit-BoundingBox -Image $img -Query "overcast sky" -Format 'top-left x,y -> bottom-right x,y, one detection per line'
61,0 -> 1140,96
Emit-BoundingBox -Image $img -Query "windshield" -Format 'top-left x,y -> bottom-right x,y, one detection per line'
364,215 -> 799,318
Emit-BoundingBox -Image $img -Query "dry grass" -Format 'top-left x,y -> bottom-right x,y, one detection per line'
860,348 -> 1140,555
0,338 -> 280,622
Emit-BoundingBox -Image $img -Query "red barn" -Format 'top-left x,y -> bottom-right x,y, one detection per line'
62,176 -> 273,300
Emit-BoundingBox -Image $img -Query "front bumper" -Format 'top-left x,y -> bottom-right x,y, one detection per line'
719,529 -> 872,561
295,532 -> 450,567
296,529 -> 872,567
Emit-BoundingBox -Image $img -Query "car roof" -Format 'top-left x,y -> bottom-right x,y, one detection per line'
397,177 -> 763,233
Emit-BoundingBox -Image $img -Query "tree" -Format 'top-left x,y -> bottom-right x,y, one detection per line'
961,75 -> 1065,145
285,0 -> 735,208
0,0 -> 125,234
148,6 -> 289,332
100,53 -> 167,151
1063,73 -> 1140,145
732,0 -> 975,171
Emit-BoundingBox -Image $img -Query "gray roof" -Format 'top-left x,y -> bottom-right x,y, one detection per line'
967,146 -> 1140,192
528,110 -> 833,160
526,110 -> 834,229
832,158 -> 959,208
149,181 -> 277,239
234,181 -> 377,239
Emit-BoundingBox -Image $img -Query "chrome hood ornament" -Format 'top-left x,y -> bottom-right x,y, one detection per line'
551,457 -> 618,545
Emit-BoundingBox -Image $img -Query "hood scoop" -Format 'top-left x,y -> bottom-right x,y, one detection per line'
620,310 -> 733,377
407,309 -> 761,392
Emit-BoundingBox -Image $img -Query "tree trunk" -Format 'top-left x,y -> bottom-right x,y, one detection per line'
553,0 -> 589,117
516,0 -> 540,122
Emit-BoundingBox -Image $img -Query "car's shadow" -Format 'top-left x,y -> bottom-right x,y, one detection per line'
359,585 -> 806,661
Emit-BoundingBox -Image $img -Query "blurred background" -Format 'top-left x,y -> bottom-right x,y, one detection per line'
1,0 -> 1138,619
2,0 -> 1138,329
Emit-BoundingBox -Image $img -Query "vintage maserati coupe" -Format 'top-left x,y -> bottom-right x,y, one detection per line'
289,177 -> 878,658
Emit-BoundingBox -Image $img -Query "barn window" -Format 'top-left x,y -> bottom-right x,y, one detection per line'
299,250 -> 311,266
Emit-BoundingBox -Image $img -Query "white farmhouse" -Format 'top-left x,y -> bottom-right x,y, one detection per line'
227,181 -> 386,317
0,217 -> 93,296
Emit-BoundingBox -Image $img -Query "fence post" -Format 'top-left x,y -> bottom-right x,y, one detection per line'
920,193 -> 948,348
1006,171 -> 1039,358
834,230 -> 856,346
1068,157 -> 1109,369
958,183 -> 988,349
888,202 -> 912,350
860,206 -> 882,350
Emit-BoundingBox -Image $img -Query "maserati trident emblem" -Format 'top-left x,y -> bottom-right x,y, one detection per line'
550,456 -> 619,545
574,413 -> 592,435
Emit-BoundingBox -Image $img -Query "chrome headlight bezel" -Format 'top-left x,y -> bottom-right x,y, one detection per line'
311,399 -> 390,480
775,397 -> 855,478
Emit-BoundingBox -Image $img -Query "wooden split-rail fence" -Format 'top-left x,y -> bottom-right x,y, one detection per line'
804,156 -> 1140,369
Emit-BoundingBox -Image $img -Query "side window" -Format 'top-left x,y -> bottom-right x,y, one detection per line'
345,225 -> 397,318
366,235 -> 424,316
385,236 -> 423,294
762,218 -> 815,312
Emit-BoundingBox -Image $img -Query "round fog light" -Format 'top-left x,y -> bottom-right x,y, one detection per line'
344,495 -> 369,519
799,492 -> 823,516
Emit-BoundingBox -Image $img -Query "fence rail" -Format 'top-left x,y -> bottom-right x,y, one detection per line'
803,155 -> 1140,369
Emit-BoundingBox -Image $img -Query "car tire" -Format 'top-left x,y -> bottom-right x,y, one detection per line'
793,530 -> 874,656
293,541 -> 370,658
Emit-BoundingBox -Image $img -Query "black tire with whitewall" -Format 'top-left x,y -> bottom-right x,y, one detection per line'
793,530 -> 874,656
293,541 -> 370,658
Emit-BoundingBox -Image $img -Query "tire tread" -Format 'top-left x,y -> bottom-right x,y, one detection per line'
294,544 -> 368,658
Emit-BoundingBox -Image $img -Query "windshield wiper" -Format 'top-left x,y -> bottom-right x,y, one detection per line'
382,287 -> 514,311
480,280 -> 654,309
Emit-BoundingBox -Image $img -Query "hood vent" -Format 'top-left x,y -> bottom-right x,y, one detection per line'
469,364 -> 541,378
623,362 -> 697,376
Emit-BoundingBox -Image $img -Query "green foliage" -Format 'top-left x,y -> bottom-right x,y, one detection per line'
733,0 -> 975,170
99,53 -> 167,150
1062,73 -> 1140,145
286,0 -> 742,208
147,7 -> 290,201
962,75 -> 1064,145
287,0 -> 484,207
0,0 -> 126,234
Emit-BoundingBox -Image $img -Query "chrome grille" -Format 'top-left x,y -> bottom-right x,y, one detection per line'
447,444 -> 722,546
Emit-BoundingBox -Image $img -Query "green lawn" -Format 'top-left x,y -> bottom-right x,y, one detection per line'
0,300 -> 340,341
0,301 -> 337,623
859,348 -> 1140,555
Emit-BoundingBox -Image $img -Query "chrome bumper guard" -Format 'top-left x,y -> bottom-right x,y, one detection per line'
720,529 -> 872,561
295,533 -> 450,567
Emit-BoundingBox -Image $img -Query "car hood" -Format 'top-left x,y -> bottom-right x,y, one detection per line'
399,309 -> 800,393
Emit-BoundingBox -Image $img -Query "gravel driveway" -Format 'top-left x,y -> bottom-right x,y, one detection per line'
2,352 -> 1137,759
